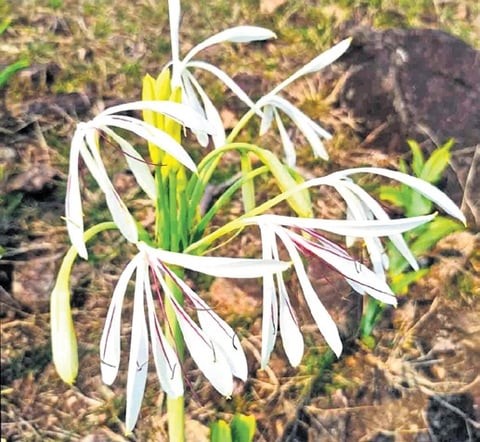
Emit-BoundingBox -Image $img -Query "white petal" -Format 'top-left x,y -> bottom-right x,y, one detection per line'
98,101 -> 215,136
275,227 -> 343,357
270,38 -> 351,96
167,271 -> 247,381
244,213 -> 436,237
186,60 -> 257,111
168,0 -> 181,63
333,167 -> 466,224
103,127 -> 156,200
65,128 -> 88,259
95,115 -> 197,172
274,109 -> 296,167
259,105 -> 274,136
81,130 -> 138,244
125,260 -> 149,432
290,231 -> 397,305
338,179 -> 419,270
100,254 -> 139,385
144,271 -> 183,397
158,275 -> 233,397
278,275 -> 304,366
139,242 -> 290,278
259,225 -> 279,368
183,26 -> 276,65
265,95 -> 329,160
185,71 -> 226,148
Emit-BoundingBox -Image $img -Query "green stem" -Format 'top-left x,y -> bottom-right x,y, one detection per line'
226,108 -> 255,143
165,268 -> 185,442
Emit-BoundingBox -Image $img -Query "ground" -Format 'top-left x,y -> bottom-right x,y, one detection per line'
1,0 -> 479,441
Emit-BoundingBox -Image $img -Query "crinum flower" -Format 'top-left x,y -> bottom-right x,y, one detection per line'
99,241 -> 290,431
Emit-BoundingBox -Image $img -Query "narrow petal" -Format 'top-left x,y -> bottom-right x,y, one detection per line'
100,255 -> 139,386
125,260 -> 149,432
81,133 -> 138,244
186,60 -> 257,111
185,71 -> 226,148
144,271 -> 183,397
277,275 -> 304,366
65,128 -> 88,259
264,95 -> 329,160
332,167 -> 467,224
168,270 -> 248,381
183,26 -> 276,65
157,273 -> 233,397
139,242 -> 290,278
338,179 -> 418,270
244,213 -> 436,238
168,0 -> 181,63
259,105 -> 274,136
98,101 -> 215,136
103,127 -> 156,200
290,231 -> 397,305
259,225 -> 279,368
270,38 -> 351,96
274,108 -> 296,167
181,74 -> 210,147
94,115 -> 197,172
275,227 -> 343,357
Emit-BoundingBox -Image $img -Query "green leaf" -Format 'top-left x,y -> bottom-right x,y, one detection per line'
407,139 -> 425,176
390,269 -> 429,295
211,420 -> 232,442
410,216 -> 463,257
420,140 -> 454,184
0,59 -> 29,89
406,192 -> 432,217
0,18 -> 12,35
231,414 -> 256,442
378,185 -> 409,209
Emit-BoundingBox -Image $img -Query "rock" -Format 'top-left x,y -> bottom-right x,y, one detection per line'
332,27 -> 480,225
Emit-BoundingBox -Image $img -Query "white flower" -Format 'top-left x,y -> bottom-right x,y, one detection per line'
167,0 -> 275,147
66,101 -> 215,259
99,241 -> 290,431
245,213 -> 435,367
256,38 -> 351,166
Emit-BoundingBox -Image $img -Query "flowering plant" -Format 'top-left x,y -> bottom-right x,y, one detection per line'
50,0 -> 465,438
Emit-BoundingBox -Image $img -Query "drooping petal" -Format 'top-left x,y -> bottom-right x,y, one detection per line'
94,115 -> 198,172
157,273 -> 234,397
259,104 -> 274,136
259,225 -> 279,368
270,38 -> 351,96
167,270 -> 248,381
263,95 -> 329,160
103,127 -> 156,200
144,270 -> 183,397
65,127 -> 88,259
99,254 -> 139,386
98,101 -> 215,136
290,230 -> 397,305
186,60 -> 257,111
338,179 -> 419,270
275,227 -> 343,357
183,26 -> 276,65
125,260 -> 149,432
274,108 -> 296,167
277,274 -> 304,367
332,167 -> 467,224
185,70 -> 226,148
81,132 -> 138,244
244,213 -> 436,238
139,242 -> 290,278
